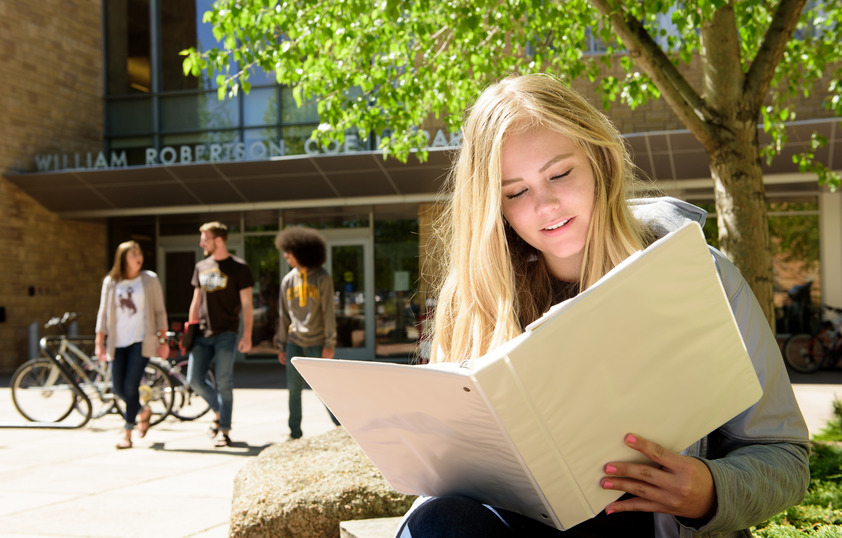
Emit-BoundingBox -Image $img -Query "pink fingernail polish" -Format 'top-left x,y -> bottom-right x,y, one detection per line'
606,509 -> 615,515
604,464 -> 616,474
602,480 -> 613,489
626,434 -> 637,444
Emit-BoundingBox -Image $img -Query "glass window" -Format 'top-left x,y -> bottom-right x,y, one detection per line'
244,235 -> 281,357
282,124 -> 319,156
245,211 -> 280,232
244,87 -> 278,127
160,92 -> 239,132
161,0 -> 216,91
159,212 -> 242,236
244,128 -> 280,160
161,0 -> 198,91
105,0 -> 150,95
107,97 -> 154,136
373,217 -> 421,359
283,207 -> 370,229
281,87 -> 319,124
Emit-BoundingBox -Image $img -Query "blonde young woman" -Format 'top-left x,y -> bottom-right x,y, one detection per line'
95,241 -> 169,449
397,75 -> 809,537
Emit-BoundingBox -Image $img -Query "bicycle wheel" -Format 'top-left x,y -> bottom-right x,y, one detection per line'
170,359 -> 214,421
11,359 -> 77,423
114,361 -> 175,426
783,333 -> 823,373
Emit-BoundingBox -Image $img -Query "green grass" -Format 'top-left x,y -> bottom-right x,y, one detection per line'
752,399 -> 842,537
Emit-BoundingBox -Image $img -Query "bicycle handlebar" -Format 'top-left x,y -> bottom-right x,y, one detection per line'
44,312 -> 81,330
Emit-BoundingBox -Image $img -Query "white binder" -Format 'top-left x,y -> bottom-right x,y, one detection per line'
292,221 -> 762,530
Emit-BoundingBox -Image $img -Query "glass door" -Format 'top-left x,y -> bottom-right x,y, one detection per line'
321,230 -> 375,360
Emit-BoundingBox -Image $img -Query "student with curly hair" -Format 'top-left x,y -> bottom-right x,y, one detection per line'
275,226 -> 341,440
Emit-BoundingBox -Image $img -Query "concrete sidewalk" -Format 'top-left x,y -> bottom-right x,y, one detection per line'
0,362 -> 839,537
0,361 -> 338,537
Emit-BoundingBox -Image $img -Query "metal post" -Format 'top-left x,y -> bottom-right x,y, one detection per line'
28,322 -> 40,360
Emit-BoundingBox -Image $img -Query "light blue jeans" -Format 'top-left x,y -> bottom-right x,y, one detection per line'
187,331 -> 237,431
286,343 -> 340,439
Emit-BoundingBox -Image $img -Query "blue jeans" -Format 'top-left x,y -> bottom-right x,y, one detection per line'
396,496 -> 653,537
188,331 -> 236,431
111,342 -> 149,431
286,343 -> 340,439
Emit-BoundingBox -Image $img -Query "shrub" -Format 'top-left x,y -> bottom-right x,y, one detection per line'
753,399 -> 842,537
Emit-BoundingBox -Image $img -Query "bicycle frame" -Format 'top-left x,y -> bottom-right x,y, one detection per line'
40,336 -> 118,412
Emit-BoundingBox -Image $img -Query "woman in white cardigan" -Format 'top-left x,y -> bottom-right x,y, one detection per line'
95,241 -> 169,449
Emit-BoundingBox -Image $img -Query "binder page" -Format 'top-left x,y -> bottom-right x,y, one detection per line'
292,358 -> 552,521
471,222 -> 762,529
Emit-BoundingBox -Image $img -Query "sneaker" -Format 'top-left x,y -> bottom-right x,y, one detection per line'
214,432 -> 232,447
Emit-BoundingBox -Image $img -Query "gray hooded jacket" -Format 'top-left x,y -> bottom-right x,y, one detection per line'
630,197 -> 810,538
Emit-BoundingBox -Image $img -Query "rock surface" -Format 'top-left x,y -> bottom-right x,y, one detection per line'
230,427 -> 416,537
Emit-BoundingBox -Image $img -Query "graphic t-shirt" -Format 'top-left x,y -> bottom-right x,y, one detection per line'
114,276 -> 145,348
191,255 -> 254,336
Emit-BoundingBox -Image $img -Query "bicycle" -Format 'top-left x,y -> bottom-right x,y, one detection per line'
9,351 -> 94,427
783,304 -> 842,373
149,330 -> 215,421
11,312 -> 174,426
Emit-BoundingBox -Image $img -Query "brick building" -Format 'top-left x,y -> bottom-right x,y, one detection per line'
1,0 -> 840,373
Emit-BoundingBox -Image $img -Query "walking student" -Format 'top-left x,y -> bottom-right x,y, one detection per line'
95,241 -> 169,449
275,226 -> 341,440
187,221 -> 254,447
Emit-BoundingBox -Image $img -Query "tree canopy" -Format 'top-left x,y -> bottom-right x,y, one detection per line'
183,0 -> 842,324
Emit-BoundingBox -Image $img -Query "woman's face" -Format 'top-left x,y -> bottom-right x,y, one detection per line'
500,126 -> 596,282
125,247 -> 144,277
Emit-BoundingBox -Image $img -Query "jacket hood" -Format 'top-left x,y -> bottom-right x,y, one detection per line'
628,196 -> 707,238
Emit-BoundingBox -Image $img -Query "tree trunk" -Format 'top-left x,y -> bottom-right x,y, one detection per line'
707,122 -> 775,329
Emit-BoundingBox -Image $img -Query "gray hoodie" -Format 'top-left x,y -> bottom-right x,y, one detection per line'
630,197 -> 810,538
278,266 -> 337,349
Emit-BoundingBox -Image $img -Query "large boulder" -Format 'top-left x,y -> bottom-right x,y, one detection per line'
230,427 -> 416,537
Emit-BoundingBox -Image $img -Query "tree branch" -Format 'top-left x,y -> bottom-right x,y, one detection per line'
589,0 -> 718,146
744,0 -> 808,114
699,4 -> 743,119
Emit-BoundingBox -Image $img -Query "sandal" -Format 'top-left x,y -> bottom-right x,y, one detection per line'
214,432 -> 232,447
116,438 -> 132,449
208,419 -> 220,439
137,406 -> 152,438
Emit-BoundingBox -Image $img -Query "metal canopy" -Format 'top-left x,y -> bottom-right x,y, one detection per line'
5,121 -> 838,218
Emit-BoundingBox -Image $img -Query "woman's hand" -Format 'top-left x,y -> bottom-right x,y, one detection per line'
601,433 -> 716,520
157,343 -> 170,360
95,342 -> 106,362
278,350 -> 287,365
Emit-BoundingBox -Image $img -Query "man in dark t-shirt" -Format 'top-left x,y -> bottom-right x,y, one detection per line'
187,221 -> 254,447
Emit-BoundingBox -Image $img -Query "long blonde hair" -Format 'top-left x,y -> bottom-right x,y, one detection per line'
430,74 -> 651,363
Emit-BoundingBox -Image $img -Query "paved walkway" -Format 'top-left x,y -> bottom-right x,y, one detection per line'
0,362 -> 839,537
